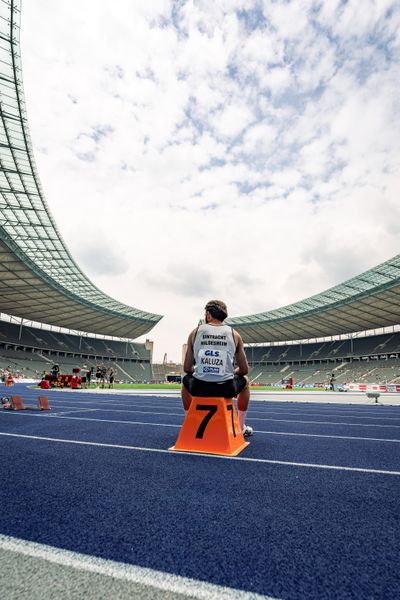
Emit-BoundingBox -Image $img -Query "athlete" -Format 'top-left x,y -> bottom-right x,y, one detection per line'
181,300 -> 253,436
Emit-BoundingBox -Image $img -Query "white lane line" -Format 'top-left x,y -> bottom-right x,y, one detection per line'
18,404 -> 184,417
0,534 -> 272,600
32,400 -> 400,427
0,431 -> 399,476
250,417 -> 400,428
34,405 -> 400,427
45,397 -> 400,418
3,411 -> 400,443
254,430 -> 400,443
0,413 -> 180,430
3,411 -> 400,444
46,398 -> 172,408
61,402 -> 179,411
248,409 -> 400,421
51,409 -> 100,417
46,417 -> 400,442
82,400 -> 400,418
270,406 -> 400,414
50,416 -> 179,428
170,405 -> 400,419
121,400 -> 400,412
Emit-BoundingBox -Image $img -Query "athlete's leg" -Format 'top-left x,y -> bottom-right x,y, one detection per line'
237,376 -> 250,411
181,385 -> 192,411
236,376 -> 252,433
181,374 -> 194,411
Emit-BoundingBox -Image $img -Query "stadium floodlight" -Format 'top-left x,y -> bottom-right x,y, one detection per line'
0,0 -> 162,338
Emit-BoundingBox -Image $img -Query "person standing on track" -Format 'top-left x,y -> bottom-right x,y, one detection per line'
181,299 -> 253,437
86,366 -> 93,388
51,363 -> 60,387
108,367 -> 115,388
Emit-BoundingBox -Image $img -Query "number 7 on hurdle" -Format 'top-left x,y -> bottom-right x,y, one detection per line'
169,397 -> 249,456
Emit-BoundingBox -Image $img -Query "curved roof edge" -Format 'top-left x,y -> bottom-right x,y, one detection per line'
0,0 -> 162,338
227,254 -> 400,343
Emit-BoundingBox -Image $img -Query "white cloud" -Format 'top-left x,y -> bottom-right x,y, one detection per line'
261,66 -> 292,96
20,0 -> 400,361
238,122 -> 277,157
240,28 -> 284,67
211,101 -> 254,138
263,1 -> 311,40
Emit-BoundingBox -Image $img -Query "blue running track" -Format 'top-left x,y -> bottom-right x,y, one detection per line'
0,384 -> 399,599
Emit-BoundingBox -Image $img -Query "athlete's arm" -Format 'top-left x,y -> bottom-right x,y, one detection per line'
183,329 -> 196,374
233,330 -> 249,376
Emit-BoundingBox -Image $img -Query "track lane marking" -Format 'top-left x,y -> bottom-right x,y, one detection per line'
248,409 -> 400,421
253,429 -> 400,443
0,431 -> 399,475
40,399 -> 172,409
51,409 -> 100,416
21,393 -> 400,414
3,411 -> 400,442
10,404 -> 185,417
7,404 -> 400,427
250,417 -> 400,428
45,400 -> 400,420
0,534 -> 272,600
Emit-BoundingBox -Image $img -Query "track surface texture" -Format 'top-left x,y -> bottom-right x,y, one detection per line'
0,384 -> 399,599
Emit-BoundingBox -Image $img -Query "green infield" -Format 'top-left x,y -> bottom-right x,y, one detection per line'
33,383 -> 325,392
110,384 -> 324,391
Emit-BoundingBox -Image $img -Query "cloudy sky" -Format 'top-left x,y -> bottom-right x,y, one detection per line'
21,0 -> 400,362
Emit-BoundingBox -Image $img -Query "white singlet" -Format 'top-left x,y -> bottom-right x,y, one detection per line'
193,323 -> 236,382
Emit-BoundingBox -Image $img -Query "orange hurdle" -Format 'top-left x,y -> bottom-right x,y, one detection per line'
170,397 -> 249,457
8,395 -> 51,411
11,396 -> 25,410
38,396 -> 51,410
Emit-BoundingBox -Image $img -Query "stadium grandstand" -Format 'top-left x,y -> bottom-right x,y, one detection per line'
0,319 -> 153,383
0,0 -> 161,383
243,332 -> 400,387
227,254 -> 400,387
0,0 -> 400,391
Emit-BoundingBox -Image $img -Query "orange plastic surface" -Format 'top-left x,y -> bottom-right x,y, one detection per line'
38,396 -> 51,410
170,396 -> 249,456
11,396 -> 25,410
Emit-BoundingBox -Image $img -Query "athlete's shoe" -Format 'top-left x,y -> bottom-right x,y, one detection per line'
242,425 -> 253,437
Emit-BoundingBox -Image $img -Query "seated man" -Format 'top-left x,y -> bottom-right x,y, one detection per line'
181,299 -> 253,437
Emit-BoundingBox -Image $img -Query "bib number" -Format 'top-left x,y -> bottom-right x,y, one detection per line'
197,348 -> 227,377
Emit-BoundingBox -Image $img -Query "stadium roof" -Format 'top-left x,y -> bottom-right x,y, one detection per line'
0,0 -> 162,339
228,254 -> 400,343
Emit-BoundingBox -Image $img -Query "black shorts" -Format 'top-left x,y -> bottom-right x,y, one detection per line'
182,374 -> 247,398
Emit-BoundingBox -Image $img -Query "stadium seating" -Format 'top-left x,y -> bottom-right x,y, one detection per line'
0,321 -> 152,383
246,332 -> 400,386
2,320 -> 400,387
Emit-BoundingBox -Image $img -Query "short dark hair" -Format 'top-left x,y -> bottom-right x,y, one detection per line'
205,300 -> 228,321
